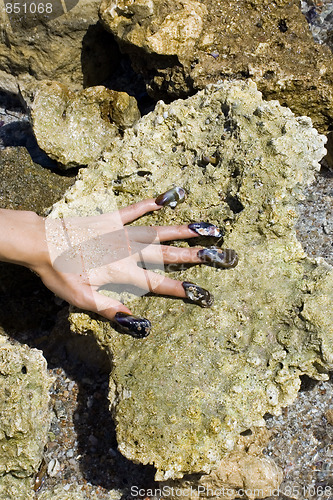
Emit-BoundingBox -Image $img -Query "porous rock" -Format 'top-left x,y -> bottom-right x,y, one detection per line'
99,0 -> 333,134
164,428 -> 282,500
0,0 -> 120,94
21,81 -> 140,169
0,332 -> 53,499
49,81 -> 332,483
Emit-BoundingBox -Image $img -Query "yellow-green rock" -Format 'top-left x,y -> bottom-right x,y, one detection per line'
22,81 -> 140,169
50,80 -> 332,481
0,334 -> 53,498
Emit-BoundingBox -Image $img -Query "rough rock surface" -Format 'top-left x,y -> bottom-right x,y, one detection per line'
0,0 -> 120,94
0,331 -> 53,499
164,428 -> 282,499
22,81 -> 140,169
49,81 -> 332,484
99,0 -> 333,134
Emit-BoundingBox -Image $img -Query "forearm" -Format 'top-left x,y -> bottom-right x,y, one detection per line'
0,209 -> 48,271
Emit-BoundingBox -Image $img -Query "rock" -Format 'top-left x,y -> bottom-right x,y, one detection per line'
49,81 -> 332,482
21,81 -> 140,169
325,408 -> 333,426
0,332 -> 53,498
0,0 -> 120,94
99,0 -> 333,133
0,146 -> 74,213
163,428 -> 282,499
0,474 -> 34,500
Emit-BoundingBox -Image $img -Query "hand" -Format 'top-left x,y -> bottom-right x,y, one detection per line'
33,188 -> 239,338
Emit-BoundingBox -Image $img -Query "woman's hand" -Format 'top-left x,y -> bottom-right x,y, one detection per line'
0,188 -> 238,338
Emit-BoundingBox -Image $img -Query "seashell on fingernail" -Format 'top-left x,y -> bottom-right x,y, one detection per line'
155,186 -> 186,208
188,222 -> 224,238
114,312 -> 151,338
182,281 -> 214,308
197,248 -> 238,268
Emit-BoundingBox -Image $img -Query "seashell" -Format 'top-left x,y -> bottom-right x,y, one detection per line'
182,281 -> 214,308
188,222 -> 224,237
114,312 -> 151,338
197,248 -> 238,268
155,186 -> 186,208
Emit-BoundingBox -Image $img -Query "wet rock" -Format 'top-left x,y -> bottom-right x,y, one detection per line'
100,0 -> 333,133
0,332 -> 53,498
49,81 -> 331,483
0,146 -> 74,213
21,81 -> 140,169
0,0 -> 120,94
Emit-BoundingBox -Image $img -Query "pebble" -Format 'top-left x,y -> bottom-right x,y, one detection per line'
325,409 -> 333,425
54,400 -> 67,419
47,458 -> 61,477
89,435 -> 99,446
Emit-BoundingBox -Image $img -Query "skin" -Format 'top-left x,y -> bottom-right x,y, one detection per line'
0,195 -> 219,322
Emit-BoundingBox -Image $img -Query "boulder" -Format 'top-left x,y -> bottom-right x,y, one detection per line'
21,81 -> 140,169
49,80 -> 332,484
0,332 -> 53,499
0,0 -> 120,94
164,429 -> 282,500
99,0 -> 333,134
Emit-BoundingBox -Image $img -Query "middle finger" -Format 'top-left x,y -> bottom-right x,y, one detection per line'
127,222 -> 223,243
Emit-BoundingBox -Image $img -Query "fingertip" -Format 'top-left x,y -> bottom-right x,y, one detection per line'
102,305 -> 133,321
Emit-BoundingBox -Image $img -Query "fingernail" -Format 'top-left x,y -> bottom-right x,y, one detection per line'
197,248 -> 238,268
188,222 -> 224,238
155,187 -> 186,208
114,312 -> 151,338
182,281 -> 214,308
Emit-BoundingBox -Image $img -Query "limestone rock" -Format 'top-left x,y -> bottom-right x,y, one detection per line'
0,333 -> 53,497
164,429 -> 282,500
0,0 -> 120,94
49,81 -> 331,481
100,0 -> 207,59
22,81 -> 140,169
99,0 -> 333,133
0,474 -> 34,500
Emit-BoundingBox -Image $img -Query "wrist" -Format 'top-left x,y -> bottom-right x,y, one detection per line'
0,209 -> 49,271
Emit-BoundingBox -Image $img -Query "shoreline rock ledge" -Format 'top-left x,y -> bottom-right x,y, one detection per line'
50,80 -> 332,492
